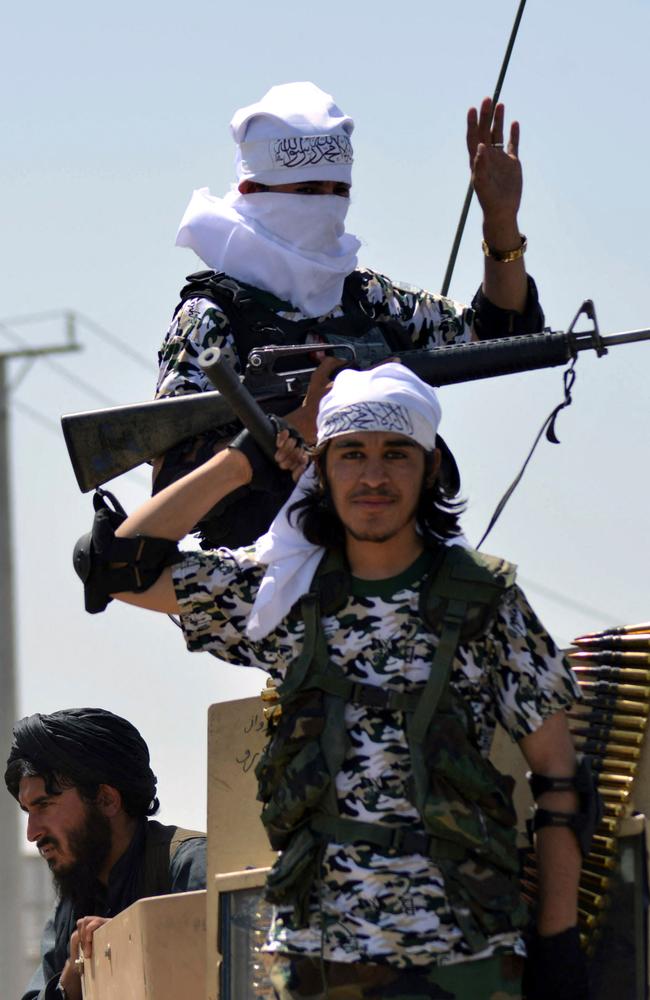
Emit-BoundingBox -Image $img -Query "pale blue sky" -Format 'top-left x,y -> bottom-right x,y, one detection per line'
2,0 -> 649,830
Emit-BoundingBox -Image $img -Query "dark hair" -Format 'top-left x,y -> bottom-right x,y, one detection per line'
289,451 -> 466,547
5,757 -> 159,818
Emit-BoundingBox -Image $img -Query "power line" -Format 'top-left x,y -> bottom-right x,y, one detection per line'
1,318 -> 119,406
11,399 -> 61,435
12,397 -> 151,489
0,309 -> 151,371
519,575 -> 619,624
40,354 -> 118,406
75,313 -> 151,371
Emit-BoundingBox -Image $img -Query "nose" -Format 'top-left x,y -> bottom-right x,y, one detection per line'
26,812 -> 44,843
359,456 -> 389,487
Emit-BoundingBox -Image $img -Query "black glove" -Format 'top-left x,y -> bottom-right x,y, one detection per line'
228,417 -> 302,495
523,926 -> 589,1000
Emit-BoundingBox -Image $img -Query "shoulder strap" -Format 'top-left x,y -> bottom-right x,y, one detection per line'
419,544 -> 516,642
280,549 -> 350,701
140,820 -> 205,897
176,270 -> 252,317
410,546 -> 516,745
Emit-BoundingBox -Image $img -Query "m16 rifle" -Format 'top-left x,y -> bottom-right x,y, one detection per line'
61,300 -> 650,494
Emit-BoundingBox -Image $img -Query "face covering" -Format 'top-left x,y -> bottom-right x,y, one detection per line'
175,187 -> 361,317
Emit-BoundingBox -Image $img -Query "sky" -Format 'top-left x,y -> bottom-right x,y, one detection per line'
1,0 -> 649,839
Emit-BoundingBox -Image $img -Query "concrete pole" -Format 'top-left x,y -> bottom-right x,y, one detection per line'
0,355 -> 23,997
0,327 -> 79,992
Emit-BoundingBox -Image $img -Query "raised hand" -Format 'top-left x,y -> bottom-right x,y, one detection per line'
467,97 -> 522,231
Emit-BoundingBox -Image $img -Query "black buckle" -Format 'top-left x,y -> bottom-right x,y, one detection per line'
387,827 -> 430,855
349,683 -> 389,708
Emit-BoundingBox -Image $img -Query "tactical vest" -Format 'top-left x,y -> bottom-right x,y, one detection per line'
255,544 -> 529,952
138,820 -> 205,897
175,268 -> 416,372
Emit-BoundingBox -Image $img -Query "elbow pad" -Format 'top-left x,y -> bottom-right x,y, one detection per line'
527,755 -> 603,857
73,489 -> 182,614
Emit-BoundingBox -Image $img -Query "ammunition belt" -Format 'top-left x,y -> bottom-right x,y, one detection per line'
522,623 -> 650,952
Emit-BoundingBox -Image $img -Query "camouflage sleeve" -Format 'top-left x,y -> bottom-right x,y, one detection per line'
171,549 -> 277,668
360,269 -> 473,348
155,296 -> 241,399
485,584 -> 581,742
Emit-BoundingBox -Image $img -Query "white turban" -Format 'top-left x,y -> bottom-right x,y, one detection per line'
246,364 -> 443,640
175,81 -> 359,317
231,81 -> 354,186
316,363 -> 441,451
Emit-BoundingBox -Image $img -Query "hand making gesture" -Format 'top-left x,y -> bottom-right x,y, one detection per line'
467,97 -> 527,313
467,97 -> 522,227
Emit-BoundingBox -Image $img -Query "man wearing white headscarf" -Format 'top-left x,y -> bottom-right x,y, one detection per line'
85,364 -> 590,1000
152,82 -> 544,551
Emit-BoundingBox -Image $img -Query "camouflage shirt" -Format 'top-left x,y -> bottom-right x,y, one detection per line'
173,545 -> 579,969
156,268 -> 473,398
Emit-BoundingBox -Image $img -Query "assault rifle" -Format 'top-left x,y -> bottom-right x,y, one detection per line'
61,300 -> 650,493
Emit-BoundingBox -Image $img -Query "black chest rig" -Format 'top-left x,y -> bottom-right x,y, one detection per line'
255,544 -> 529,951
175,268 -> 416,371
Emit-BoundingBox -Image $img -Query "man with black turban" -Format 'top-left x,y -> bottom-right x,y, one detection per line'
5,708 -> 206,1000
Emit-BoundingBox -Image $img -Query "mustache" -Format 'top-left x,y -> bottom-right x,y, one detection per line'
349,487 -> 396,500
36,836 -> 59,851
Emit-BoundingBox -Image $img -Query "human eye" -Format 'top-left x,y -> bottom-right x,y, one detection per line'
334,184 -> 350,198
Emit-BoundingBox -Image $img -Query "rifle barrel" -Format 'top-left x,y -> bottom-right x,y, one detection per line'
199,347 -> 277,460
599,328 -> 650,348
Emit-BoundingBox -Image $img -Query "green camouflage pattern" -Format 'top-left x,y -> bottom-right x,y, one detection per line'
418,710 -> 519,868
256,549 -> 527,944
268,953 -> 524,999
156,268 -> 472,400
173,549 -> 579,968
256,689 -> 333,850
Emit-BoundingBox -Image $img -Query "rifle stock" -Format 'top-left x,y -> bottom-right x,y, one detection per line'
61,390 -> 240,492
60,318 -> 650,493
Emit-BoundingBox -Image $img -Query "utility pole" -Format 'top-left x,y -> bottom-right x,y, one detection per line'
0,322 -> 79,997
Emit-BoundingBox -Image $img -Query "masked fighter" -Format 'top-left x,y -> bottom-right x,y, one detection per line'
153,82 -> 543,549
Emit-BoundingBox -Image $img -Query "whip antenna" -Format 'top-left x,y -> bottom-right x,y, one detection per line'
441,0 -> 528,296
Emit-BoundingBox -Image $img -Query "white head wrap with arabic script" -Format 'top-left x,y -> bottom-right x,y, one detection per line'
246,364 -> 443,640
175,82 -> 360,317
231,81 -> 354,186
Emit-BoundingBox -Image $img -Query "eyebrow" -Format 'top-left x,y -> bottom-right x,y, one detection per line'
331,437 -> 417,449
18,794 -> 51,812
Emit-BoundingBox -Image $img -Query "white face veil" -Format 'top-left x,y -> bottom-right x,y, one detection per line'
175,82 -> 360,317
245,364 -> 445,641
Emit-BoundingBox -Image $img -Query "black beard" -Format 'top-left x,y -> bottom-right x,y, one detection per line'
50,803 -> 113,913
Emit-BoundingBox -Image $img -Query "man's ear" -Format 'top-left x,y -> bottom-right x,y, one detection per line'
425,448 -> 442,488
96,784 -> 123,817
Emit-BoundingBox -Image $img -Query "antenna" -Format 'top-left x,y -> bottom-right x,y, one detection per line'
440,0 -> 528,296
